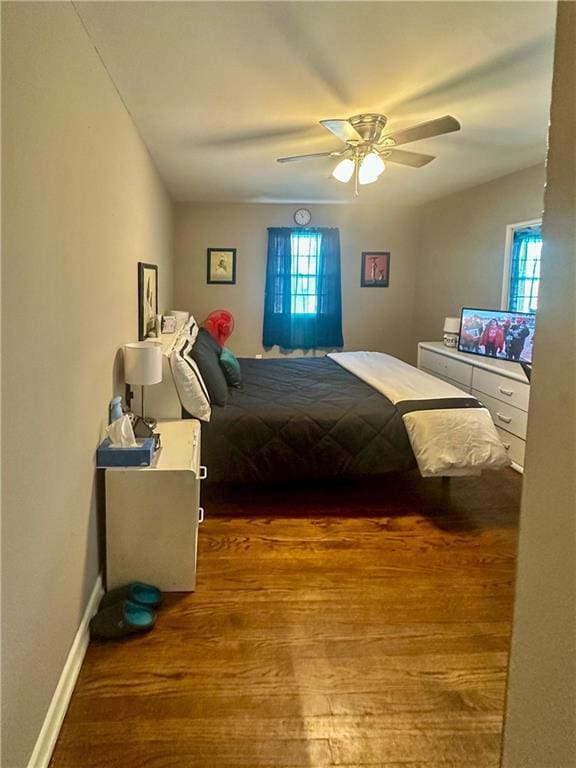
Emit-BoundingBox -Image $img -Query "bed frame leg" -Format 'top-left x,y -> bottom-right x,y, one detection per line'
440,476 -> 451,503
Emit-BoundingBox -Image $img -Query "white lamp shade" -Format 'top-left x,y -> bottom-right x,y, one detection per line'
361,152 -> 385,176
443,316 -> 461,333
124,342 -> 162,386
332,158 -> 355,183
359,153 -> 385,185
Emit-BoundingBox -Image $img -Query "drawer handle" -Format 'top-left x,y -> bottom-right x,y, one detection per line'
496,412 -> 512,424
502,442 -> 511,450
199,465 -> 208,480
498,386 -> 514,397
198,507 -> 205,524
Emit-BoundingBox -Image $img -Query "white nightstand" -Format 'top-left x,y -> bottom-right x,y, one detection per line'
105,419 -> 206,591
417,342 -> 530,473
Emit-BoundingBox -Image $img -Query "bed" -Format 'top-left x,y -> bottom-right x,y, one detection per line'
187,351 -> 509,484
147,317 -> 509,483
198,355 -> 416,484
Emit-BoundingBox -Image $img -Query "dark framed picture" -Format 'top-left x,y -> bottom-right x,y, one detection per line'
207,248 -> 236,285
138,262 -> 158,340
361,251 -> 390,287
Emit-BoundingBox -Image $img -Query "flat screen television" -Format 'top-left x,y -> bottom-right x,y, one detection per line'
458,307 -> 535,364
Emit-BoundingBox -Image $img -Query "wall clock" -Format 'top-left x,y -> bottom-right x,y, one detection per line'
294,208 -> 312,226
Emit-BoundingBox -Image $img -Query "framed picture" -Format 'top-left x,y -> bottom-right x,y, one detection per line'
138,262 -> 158,340
361,251 -> 390,287
207,248 -> 236,285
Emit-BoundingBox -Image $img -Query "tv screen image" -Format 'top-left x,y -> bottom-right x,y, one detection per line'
458,308 -> 535,364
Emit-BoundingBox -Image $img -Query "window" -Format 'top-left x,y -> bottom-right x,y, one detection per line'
505,223 -> 542,313
289,231 -> 322,315
263,227 -> 343,350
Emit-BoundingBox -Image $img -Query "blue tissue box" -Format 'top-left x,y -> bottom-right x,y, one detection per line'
96,437 -> 155,468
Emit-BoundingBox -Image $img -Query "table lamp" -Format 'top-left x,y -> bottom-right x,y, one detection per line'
443,317 -> 460,348
124,341 -> 162,427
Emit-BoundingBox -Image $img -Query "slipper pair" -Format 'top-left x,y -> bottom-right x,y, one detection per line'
90,582 -> 162,641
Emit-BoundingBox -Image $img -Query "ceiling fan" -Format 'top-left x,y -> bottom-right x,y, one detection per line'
277,113 -> 461,195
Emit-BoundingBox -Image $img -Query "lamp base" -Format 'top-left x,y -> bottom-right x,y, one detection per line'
443,333 -> 458,348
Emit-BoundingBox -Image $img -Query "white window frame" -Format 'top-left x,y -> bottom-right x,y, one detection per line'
289,231 -> 321,316
500,218 -> 542,310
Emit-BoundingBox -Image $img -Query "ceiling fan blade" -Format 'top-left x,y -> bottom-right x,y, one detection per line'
380,115 -> 461,147
277,151 -> 337,163
320,119 -> 363,144
382,148 -> 436,168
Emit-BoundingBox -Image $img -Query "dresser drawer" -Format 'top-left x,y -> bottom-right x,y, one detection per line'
473,389 -> 528,440
419,349 -> 472,388
472,367 -> 530,411
495,426 -> 525,469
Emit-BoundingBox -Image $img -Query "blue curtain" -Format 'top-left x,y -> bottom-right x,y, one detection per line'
263,227 -> 344,350
509,227 -> 541,313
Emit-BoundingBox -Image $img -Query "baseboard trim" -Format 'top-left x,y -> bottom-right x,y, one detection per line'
28,574 -> 104,768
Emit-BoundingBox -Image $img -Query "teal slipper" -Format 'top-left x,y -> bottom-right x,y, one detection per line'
90,600 -> 156,640
99,582 -> 162,612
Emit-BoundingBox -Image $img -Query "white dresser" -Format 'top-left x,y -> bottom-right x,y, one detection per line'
105,419 -> 206,591
417,342 -> 530,472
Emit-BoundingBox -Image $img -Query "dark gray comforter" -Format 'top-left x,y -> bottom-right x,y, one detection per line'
197,356 -> 415,483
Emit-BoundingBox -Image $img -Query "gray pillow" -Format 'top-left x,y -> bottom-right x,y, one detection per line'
191,329 -> 228,406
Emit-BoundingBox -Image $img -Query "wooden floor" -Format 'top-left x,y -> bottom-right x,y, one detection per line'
51,469 -> 520,768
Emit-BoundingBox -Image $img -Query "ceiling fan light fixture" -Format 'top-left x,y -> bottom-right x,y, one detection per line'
359,152 -> 385,185
358,170 -> 378,185
332,158 -> 355,183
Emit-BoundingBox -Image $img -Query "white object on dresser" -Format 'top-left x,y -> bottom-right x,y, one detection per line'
417,341 -> 530,472
105,419 -> 206,591
442,317 -> 460,348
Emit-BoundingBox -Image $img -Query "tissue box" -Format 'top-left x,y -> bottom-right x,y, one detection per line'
96,437 -> 155,468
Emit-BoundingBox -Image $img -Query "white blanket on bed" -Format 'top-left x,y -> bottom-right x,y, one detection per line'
328,351 -> 510,477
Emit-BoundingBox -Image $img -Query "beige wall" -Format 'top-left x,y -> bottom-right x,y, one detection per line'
1,4 -> 173,766
412,164 -> 545,346
502,3 -> 576,766
174,171 -> 547,366
174,203 -> 420,363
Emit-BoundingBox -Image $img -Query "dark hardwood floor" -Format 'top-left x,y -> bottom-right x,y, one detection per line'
51,469 -> 521,768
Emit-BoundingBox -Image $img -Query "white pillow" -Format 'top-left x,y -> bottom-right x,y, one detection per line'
171,313 -> 199,347
170,338 -> 211,422
184,315 -> 199,346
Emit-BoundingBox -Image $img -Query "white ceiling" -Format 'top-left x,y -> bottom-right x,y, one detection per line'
76,1 -> 557,205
